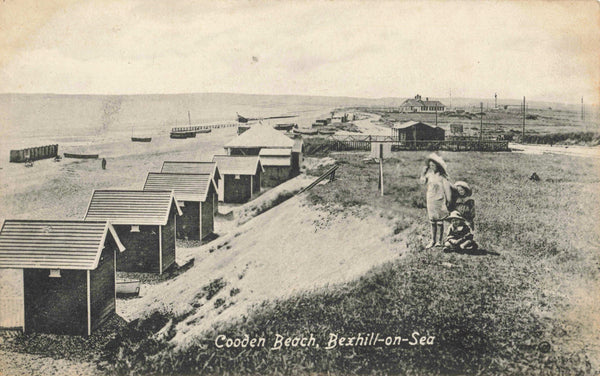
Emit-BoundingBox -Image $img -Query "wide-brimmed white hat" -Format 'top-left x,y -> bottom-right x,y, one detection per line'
454,181 -> 472,197
426,153 -> 448,175
447,211 -> 465,221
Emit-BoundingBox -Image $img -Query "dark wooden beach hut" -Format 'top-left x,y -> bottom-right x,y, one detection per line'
392,121 -> 446,143
258,148 -> 292,187
84,190 -> 182,274
161,161 -> 221,215
0,220 -> 125,335
212,155 -> 264,203
144,173 -> 217,241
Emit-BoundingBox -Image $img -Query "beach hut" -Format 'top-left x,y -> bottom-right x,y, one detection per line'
258,148 -> 292,187
144,173 -> 217,241
224,124 -> 295,156
392,121 -> 446,143
161,161 -> 222,214
212,155 -> 264,203
0,220 -> 125,335
84,190 -> 182,274
291,136 -> 304,176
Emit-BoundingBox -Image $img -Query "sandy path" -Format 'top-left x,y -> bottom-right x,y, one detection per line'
336,113 -> 391,136
0,350 -> 102,376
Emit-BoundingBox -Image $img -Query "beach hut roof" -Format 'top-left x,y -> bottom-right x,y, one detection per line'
0,220 -> 125,270
259,148 -> 292,156
259,148 -> 292,167
213,155 -> 264,175
392,121 -> 443,130
143,173 -> 216,202
161,161 -> 221,182
224,124 -> 295,149
84,190 -> 182,225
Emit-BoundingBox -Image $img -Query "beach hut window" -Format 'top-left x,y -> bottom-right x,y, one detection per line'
49,269 -> 61,278
235,174 -> 240,179
131,225 -> 140,232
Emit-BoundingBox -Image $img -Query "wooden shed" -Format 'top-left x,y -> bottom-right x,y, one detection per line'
258,148 -> 292,187
84,190 -> 182,274
144,173 -> 217,241
224,124 -> 295,156
0,220 -> 125,335
161,161 -> 221,215
212,155 -> 264,203
392,121 -> 446,143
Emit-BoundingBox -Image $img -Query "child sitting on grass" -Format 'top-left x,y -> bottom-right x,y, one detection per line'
443,211 -> 478,253
452,181 -> 475,230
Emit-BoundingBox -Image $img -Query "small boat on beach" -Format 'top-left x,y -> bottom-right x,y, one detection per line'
64,153 -> 99,159
116,279 -> 141,296
131,137 -> 152,142
170,131 -> 196,139
293,128 -> 318,135
318,129 -> 336,135
274,123 -> 297,131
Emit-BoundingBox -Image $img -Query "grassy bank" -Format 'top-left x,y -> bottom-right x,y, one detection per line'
102,151 -> 599,375
522,132 -> 600,146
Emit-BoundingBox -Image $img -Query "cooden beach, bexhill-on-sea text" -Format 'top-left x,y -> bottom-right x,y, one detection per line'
215,332 -> 436,350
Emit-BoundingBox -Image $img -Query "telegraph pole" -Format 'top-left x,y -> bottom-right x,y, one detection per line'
479,102 -> 483,141
522,96 -> 526,140
494,93 -> 497,109
581,97 -> 584,121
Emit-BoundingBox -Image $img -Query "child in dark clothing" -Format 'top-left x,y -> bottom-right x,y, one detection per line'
452,181 -> 475,230
443,211 -> 478,253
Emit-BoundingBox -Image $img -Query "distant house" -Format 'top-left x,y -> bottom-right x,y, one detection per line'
392,121 -> 446,143
0,220 -> 125,335
399,95 -> 446,113
84,190 -> 182,274
259,148 -> 292,187
161,161 -> 221,215
144,172 -> 217,241
213,155 -> 264,203
224,124 -> 295,156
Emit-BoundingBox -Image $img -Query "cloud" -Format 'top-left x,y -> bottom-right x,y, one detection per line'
0,0 -> 597,104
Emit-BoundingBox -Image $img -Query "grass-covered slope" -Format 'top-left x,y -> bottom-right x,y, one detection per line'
104,151 -> 599,375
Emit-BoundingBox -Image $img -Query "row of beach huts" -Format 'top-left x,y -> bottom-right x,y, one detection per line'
0,124 -> 303,336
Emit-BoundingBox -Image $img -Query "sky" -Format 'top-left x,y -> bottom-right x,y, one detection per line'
0,0 -> 599,104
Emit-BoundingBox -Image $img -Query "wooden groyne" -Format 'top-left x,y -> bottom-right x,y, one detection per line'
9,144 -> 58,163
